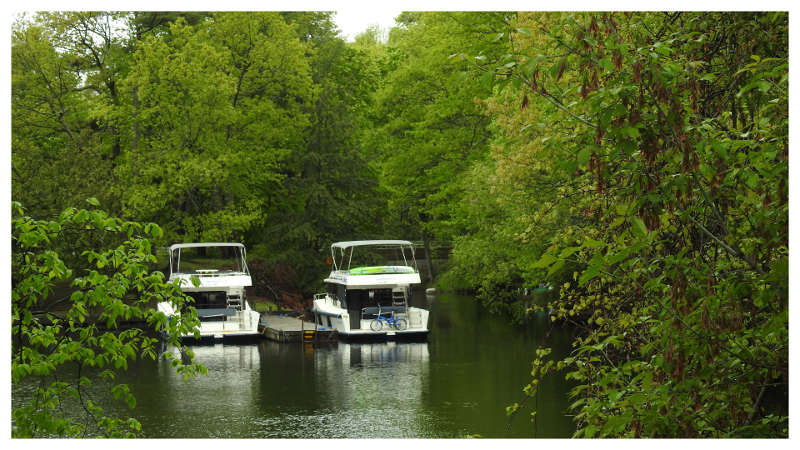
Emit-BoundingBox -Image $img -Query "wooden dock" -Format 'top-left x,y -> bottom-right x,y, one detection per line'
258,313 -> 337,343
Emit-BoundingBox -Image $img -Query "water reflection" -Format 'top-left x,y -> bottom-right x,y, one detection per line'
305,342 -> 435,438
145,340 -> 439,438
136,344 -> 263,438
13,293 -> 575,438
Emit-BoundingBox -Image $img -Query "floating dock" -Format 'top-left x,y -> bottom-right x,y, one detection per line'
258,313 -> 337,343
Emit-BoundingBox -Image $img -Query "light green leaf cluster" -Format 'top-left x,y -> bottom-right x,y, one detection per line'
11,201 -> 205,438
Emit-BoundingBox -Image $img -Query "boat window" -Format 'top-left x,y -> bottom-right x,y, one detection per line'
183,291 -> 228,310
342,245 -> 417,271
327,283 -> 347,307
173,246 -> 246,274
346,289 -> 393,309
317,314 -> 323,326
326,316 -> 332,327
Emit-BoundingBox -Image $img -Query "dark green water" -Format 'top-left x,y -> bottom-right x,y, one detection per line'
14,293 -> 576,438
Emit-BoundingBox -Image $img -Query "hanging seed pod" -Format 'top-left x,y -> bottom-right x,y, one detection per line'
608,14 -> 618,36
633,61 -> 642,83
629,107 -> 641,125
556,56 -> 567,81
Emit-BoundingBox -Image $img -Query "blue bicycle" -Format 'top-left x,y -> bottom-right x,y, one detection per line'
369,307 -> 408,331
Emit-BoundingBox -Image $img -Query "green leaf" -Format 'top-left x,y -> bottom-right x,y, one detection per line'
621,126 -> 640,138
577,146 -> 593,166
548,259 -> 566,277
480,71 -> 495,90
559,246 -> 580,258
582,238 -> 605,248
578,266 -> 601,286
631,217 -> 648,239
598,57 -> 614,72
532,253 -> 557,269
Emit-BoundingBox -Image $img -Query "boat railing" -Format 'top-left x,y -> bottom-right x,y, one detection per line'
174,270 -> 249,277
315,293 -> 341,308
360,305 -> 406,321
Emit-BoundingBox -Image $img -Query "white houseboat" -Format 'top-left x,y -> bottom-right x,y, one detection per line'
157,243 -> 261,341
312,240 -> 430,339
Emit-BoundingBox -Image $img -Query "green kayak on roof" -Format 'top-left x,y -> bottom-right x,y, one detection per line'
349,266 -> 416,275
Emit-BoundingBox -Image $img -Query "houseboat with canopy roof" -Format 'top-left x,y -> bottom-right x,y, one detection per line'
312,240 -> 430,339
157,242 -> 261,341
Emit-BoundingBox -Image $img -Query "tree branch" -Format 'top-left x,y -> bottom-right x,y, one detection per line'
686,214 -> 765,276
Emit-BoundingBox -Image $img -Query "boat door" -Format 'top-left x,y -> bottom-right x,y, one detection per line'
347,291 -> 361,329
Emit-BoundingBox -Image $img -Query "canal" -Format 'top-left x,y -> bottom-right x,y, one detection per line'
14,293 -> 576,438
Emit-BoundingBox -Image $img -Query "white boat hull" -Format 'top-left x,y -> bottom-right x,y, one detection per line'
312,295 -> 429,339
157,299 -> 262,340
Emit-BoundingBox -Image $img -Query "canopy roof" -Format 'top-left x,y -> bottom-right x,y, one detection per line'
331,240 -> 414,249
169,242 -> 245,251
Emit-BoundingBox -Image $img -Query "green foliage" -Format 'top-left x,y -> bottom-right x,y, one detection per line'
366,12 -> 511,242
11,15 -> 120,216
11,201 -> 206,437
12,11 -> 386,299
256,12 -> 384,294
472,12 -> 787,437
440,13 -> 586,319
115,13 -> 314,242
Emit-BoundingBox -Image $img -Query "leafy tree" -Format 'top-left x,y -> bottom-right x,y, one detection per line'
11,16 -> 119,216
366,12 -> 512,247
11,200 -> 205,437
249,13 -> 384,296
10,12 -> 213,219
477,12 -> 788,437
441,13 -> 583,316
116,13 -> 314,242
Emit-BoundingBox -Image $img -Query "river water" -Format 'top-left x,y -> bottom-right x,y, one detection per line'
14,293 -> 576,438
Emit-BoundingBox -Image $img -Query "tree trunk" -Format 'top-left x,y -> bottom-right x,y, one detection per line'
422,229 -> 435,283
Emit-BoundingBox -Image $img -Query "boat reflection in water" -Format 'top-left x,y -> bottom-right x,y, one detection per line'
250,340 -> 438,438
335,341 -> 430,367
315,341 -> 430,406
146,341 -> 437,438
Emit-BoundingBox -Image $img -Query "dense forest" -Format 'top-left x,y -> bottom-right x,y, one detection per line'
12,12 -> 788,437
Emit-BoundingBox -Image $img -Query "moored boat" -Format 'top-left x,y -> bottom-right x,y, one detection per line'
157,243 -> 261,341
312,240 -> 430,339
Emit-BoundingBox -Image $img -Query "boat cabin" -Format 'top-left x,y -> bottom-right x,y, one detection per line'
169,242 -> 249,277
167,243 -> 252,321
323,240 -> 420,330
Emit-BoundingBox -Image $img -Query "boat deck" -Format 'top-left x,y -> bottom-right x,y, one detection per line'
258,313 -> 338,343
